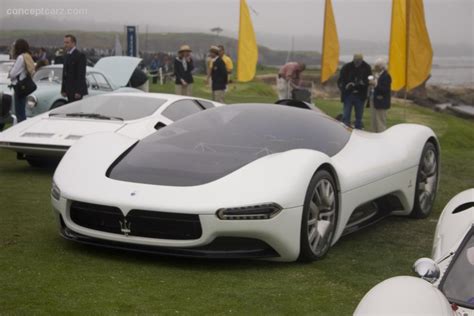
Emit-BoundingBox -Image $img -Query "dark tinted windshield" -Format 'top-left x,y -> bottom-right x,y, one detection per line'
50,95 -> 166,121
108,104 -> 350,186
440,229 -> 474,308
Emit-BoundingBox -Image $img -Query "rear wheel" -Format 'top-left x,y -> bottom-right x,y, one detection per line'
410,142 -> 439,218
299,170 -> 338,262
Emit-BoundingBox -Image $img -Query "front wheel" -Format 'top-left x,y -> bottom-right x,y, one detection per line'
50,100 -> 67,110
299,169 -> 338,262
410,142 -> 439,218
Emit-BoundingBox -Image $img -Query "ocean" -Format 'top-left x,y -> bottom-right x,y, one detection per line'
339,55 -> 474,86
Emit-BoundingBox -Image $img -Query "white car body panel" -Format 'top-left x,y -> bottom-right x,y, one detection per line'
0,93 -> 222,157
52,104 -> 438,262
432,189 -> 474,262
356,189 -> 474,316
354,276 -> 454,316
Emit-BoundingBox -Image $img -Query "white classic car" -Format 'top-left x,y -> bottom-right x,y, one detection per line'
355,189 -> 474,316
52,103 -> 439,262
25,56 -> 143,117
0,93 -> 222,166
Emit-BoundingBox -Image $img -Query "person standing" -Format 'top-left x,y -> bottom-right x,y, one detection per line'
8,39 -> 35,123
174,45 -> 194,96
370,58 -> 392,133
218,45 -> 234,82
277,62 -> 306,100
61,34 -> 88,103
149,54 -> 160,84
337,54 -> 372,129
209,46 -> 228,103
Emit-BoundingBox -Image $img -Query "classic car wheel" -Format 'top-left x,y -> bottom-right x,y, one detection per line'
410,142 -> 439,218
299,169 -> 338,262
50,100 -> 66,110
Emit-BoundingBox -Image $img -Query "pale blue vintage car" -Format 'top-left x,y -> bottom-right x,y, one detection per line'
25,56 -> 144,117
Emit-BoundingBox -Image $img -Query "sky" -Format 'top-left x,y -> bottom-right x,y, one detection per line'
1,0 -> 473,51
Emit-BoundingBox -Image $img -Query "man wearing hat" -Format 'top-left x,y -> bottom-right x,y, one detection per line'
337,54 -> 372,129
174,45 -> 194,96
209,46 -> 228,103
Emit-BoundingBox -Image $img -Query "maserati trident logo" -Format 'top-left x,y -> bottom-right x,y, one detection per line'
119,219 -> 131,236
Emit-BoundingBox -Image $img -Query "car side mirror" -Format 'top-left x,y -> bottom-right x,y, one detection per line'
413,257 -> 440,283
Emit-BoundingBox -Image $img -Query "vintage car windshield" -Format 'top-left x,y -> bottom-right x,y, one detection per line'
108,104 -> 351,186
33,68 -> 63,83
441,230 -> 474,308
50,95 -> 167,121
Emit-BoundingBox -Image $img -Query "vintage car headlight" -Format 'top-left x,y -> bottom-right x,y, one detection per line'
51,181 -> 61,200
26,95 -> 38,108
216,203 -> 282,220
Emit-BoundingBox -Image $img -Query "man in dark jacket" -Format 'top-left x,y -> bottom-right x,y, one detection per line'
370,58 -> 392,132
174,45 -> 194,96
337,54 -> 372,129
209,46 -> 228,103
61,34 -> 88,103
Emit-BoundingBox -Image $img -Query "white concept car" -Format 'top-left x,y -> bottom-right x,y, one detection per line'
0,93 -> 221,166
52,104 -> 440,262
355,189 -> 474,316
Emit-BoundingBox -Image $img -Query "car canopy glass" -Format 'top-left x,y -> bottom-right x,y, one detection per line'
108,104 -> 351,186
49,95 -> 167,121
440,228 -> 474,309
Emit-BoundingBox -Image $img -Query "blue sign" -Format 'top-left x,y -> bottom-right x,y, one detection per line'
126,26 -> 138,57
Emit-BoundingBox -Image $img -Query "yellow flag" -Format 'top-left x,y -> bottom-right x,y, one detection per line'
389,0 -> 433,91
389,0 -> 407,91
406,0 -> 433,90
320,0 -> 339,83
237,0 -> 258,82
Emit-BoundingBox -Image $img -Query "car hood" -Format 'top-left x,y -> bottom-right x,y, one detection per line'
94,56 -> 142,87
31,82 -> 61,95
1,117 -> 125,147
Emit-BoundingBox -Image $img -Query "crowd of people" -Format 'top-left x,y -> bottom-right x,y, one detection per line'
2,34 -> 392,133
171,44 -> 233,103
277,53 -> 392,132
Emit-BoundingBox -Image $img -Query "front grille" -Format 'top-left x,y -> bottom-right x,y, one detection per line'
69,201 -> 202,240
70,201 -> 123,234
127,210 -> 202,240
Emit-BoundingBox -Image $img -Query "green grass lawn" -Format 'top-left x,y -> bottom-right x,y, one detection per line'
1,79 -> 473,314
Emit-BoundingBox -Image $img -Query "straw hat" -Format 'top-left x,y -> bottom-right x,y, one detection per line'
178,45 -> 192,53
209,46 -> 219,54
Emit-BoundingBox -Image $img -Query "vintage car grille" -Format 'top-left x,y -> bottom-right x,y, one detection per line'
69,201 -> 202,240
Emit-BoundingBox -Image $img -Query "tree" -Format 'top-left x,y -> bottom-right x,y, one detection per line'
210,27 -> 223,38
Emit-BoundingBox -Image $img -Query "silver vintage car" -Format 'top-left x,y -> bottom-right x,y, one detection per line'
26,56 -> 144,117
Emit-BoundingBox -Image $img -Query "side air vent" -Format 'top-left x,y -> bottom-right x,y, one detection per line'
154,122 -> 166,130
452,202 -> 474,214
22,132 -> 54,138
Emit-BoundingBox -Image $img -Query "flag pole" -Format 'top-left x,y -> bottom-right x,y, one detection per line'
320,0 -> 328,84
405,0 -> 411,101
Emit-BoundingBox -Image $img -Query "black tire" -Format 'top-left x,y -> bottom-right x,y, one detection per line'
50,100 -> 66,110
299,169 -> 338,262
410,141 -> 439,219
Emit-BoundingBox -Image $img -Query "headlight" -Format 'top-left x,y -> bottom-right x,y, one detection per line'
26,95 -> 38,108
51,181 -> 61,200
216,203 -> 282,220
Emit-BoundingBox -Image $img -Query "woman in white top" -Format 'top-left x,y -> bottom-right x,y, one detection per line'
8,39 -> 35,123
